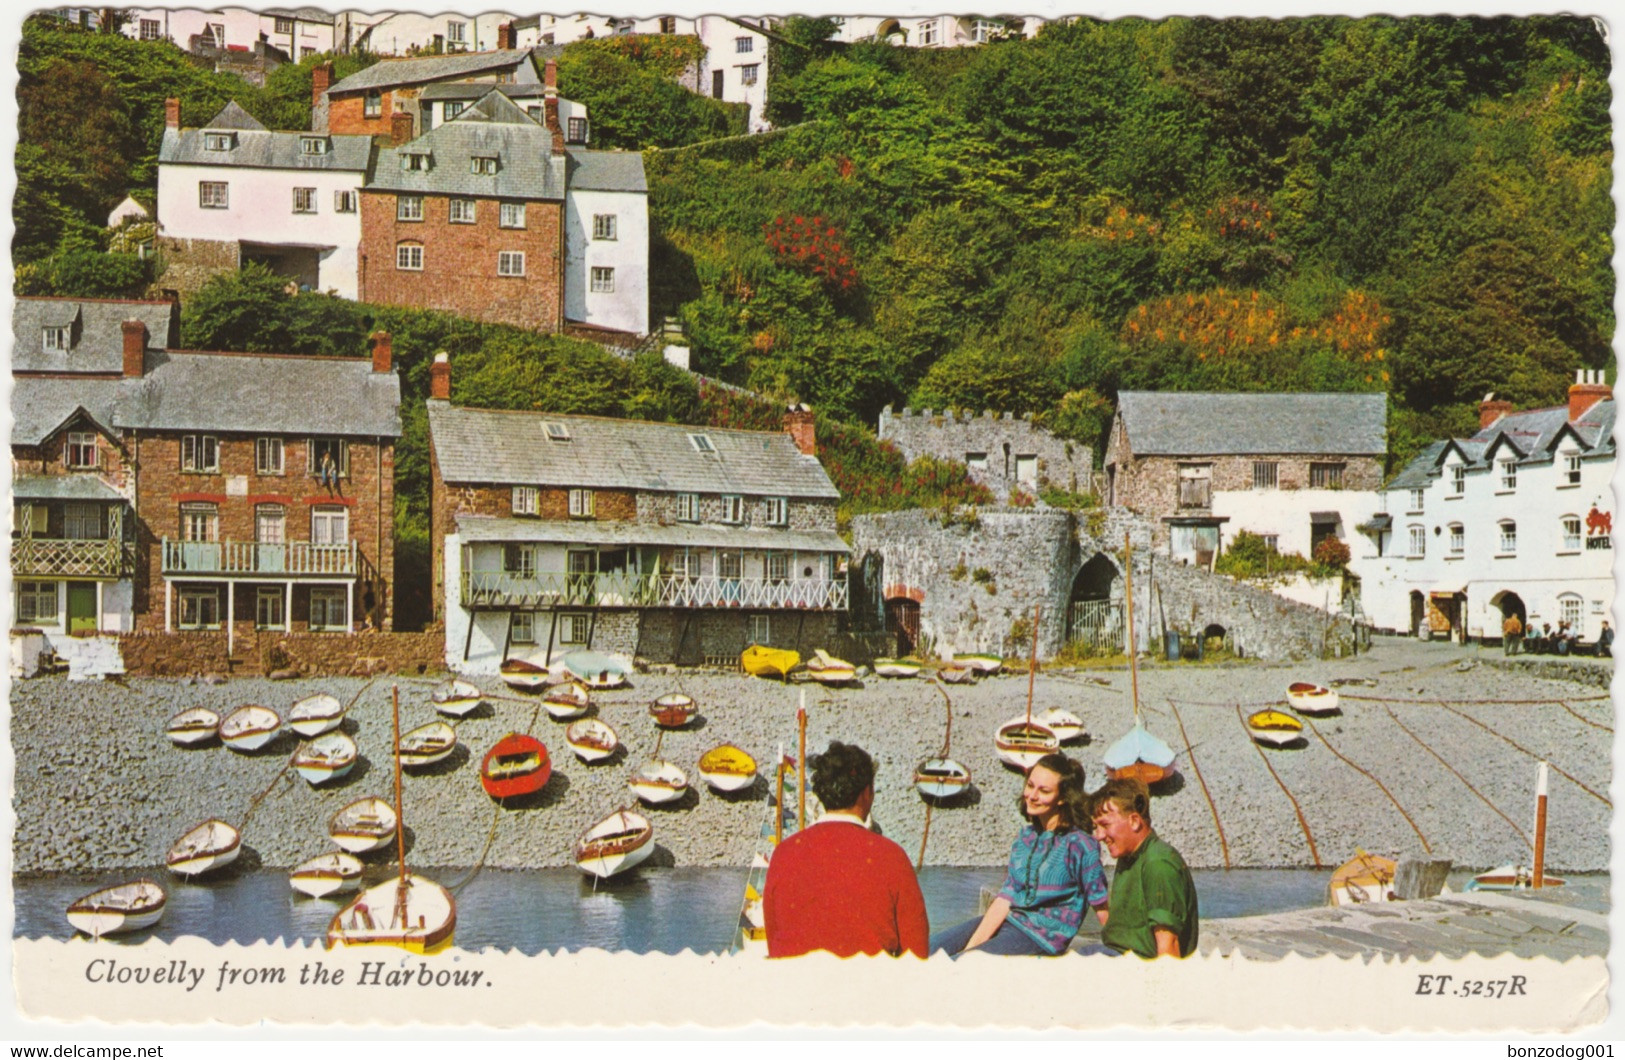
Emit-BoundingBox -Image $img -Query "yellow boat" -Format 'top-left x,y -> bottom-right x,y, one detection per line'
1246,709 -> 1305,748
1328,851 -> 1397,907
699,744 -> 758,792
741,644 -> 799,679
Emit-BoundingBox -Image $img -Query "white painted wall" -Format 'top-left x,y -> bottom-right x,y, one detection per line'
355,12 -> 518,55
123,7 -> 335,55
830,15 -> 1045,48
565,185 -> 649,335
1212,486 -> 1383,560
694,17 -> 770,133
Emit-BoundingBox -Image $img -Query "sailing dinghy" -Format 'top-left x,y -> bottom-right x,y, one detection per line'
1103,532 -> 1178,785
166,707 -> 220,747
805,649 -> 857,685
629,759 -> 689,805
66,881 -> 167,937
699,744 -> 758,792
873,657 -> 923,678
1468,864 -> 1567,890
289,853 -> 364,899
566,718 -> 619,763
218,705 -> 281,752
574,808 -> 655,879
328,797 -> 398,853
292,731 -> 359,785
499,657 -> 552,692
954,652 -> 1003,675
480,732 -> 552,799
397,720 -> 458,770
995,717 -> 1061,770
430,679 -> 483,717
287,693 -> 345,738
650,692 -> 698,728
562,650 -> 632,689
1246,710 -> 1305,748
166,819 -> 242,878
917,679 -> 972,798
1286,682 -> 1340,716
1036,707 -> 1085,743
542,680 -> 591,720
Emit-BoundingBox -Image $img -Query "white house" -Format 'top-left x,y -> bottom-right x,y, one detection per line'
1353,374 -> 1616,644
565,150 -> 650,336
122,6 -> 344,58
830,14 -> 1045,48
352,12 -> 519,55
157,100 -> 372,298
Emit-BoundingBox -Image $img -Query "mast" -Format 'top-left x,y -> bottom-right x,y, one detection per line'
1532,761 -> 1549,888
1025,602 -> 1040,724
796,690 -> 807,832
390,684 -> 408,929
1124,531 -> 1140,724
773,744 -> 785,847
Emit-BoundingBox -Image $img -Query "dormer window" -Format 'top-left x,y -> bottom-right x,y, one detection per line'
42,326 -> 70,352
300,136 -> 328,156
444,101 -> 466,120
471,155 -> 499,176
545,422 -> 571,441
203,132 -> 235,151
688,433 -> 715,454
1449,464 -> 1465,495
402,151 -> 430,172
567,117 -> 588,144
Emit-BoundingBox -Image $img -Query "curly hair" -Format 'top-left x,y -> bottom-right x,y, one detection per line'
809,741 -> 875,812
1017,753 -> 1090,831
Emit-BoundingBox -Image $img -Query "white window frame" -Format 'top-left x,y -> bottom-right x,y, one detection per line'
676,493 -> 699,522
721,495 -> 744,524
43,326 -> 70,352
512,486 -> 539,516
688,433 -> 715,454
178,586 -> 221,630
735,36 -> 754,53
396,243 -> 424,270
511,612 -> 535,644
1498,520 -> 1517,555
310,505 -> 349,546
1449,464 -> 1466,495
1559,593 -> 1583,629
500,202 -> 526,229
255,586 -> 285,630
203,132 -> 234,152
65,431 -> 97,469
918,19 -> 938,45
17,581 -> 59,624
568,488 -> 595,518
545,422 -> 571,441
1408,525 -> 1426,559
308,438 -> 350,478
364,91 -> 382,117
590,266 -> 615,293
333,189 -> 356,213
740,64 -> 759,86
1564,452 -> 1583,486
274,16 -> 294,33
254,437 -> 284,476
446,19 -> 467,43
559,613 -> 590,645
567,117 -> 588,143
750,614 -> 771,644
592,214 -> 617,240
1448,523 -> 1463,555
181,434 -> 219,473
449,198 -> 476,224
180,503 -> 219,543
139,17 -> 160,40
198,181 -> 229,208
506,543 -> 537,577
498,250 -> 526,277
309,587 -> 348,632
397,195 -> 424,221
293,187 -> 317,214
765,497 -> 788,526
402,152 -> 428,172
64,503 -> 101,541
766,552 -> 790,583
1309,462 -> 1344,489
719,551 -> 743,579
1408,488 -> 1424,513
471,155 -> 499,176
256,503 -> 286,544
1563,515 -> 1583,552
300,136 -> 328,156
444,101 -> 466,120
1499,459 -> 1517,492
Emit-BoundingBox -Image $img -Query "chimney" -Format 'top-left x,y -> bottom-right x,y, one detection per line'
370,330 -> 392,373
311,61 -> 333,110
121,320 -> 148,378
783,403 -> 816,456
1478,391 -> 1513,430
429,351 -> 451,400
390,110 -> 414,146
545,58 -> 557,90
165,97 -> 181,130
497,21 -> 514,50
1568,368 -> 1611,422
543,60 -> 565,153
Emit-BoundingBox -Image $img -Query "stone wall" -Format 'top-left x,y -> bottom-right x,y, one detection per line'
118,628 -> 444,676
1146,557 -> 1355,661
634,609 -> 842,664
878,405 -> 1092,497
152,237 -> 240,299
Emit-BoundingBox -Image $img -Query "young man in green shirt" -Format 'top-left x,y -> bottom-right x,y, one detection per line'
1090,777 -> 1199,958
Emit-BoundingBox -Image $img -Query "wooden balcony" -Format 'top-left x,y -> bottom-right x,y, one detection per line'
161,538 -> 358,578
461,570 -> 849,611
11,537 -> 136,579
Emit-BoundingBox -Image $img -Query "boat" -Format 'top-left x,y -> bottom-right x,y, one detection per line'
397,720 -> 458,770
1328,850 -> 1397,906
574,808 -> 655,879
741,644 -> 799,678
915,757 -> 973,799
65,881 -> 167,937
1286,682 -> 1341,716
1104,533 -> 1178,785
561,650 -> 632,689
872,657 -> 923,679
218,704 -> 281,752
499,657 -> 552,692
480,732 -> 553,799
698,744 -> 758,792
1467,864 -> 1567,891
566,718 -> 620,763
289,853 -> 364,899
629,759 -> 689,805
954,652 -> 1003,675
287,693 -> 345,738
650,692 -> 698,728
995,717 -> 1061,770
292,731 -> 359,785
328,685 -> 457,953
1246,709 -> 1305,748
1036,707 -> 1085,743
542,680 -> 591,720
430,679 -> 483,717
166,819 -> 242,878
166,707 -> 220,746
328,797 -> 398,853
938,664 -> 976,685
805,649 -> 857,685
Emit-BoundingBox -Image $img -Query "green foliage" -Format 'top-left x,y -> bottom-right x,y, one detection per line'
1214,531 -> 1313,580
558,37 -> 745,148
1312,537 -> 1351,570
1036,481 -> 1098,510
15,249 -> 150,297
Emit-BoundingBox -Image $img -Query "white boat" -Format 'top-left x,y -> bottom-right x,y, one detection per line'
805,649 -> 857,685
327,873 -> 457,953
430,679 -> 483,717
1468,864 -> 1567,891
699,744 -> 758,792
629,759 -> 689,805
287,693 -> 345,738
873,658 -> 923,679
398,721 -> 457,770
166,707 -> 220,746
329,797 -> 398,853
542,680 -> 591,720
166,819 -> 242,878
566,718 -> 619,763
954,652 -> 1003,675
938,664 -> 976,685
574,808 -> 655,879
1286,682 -> 1341,716
993,717 -> 1060,770
650,692 -> 698,728
1036,707 -> 1085,743
292,731 -> 359,785
66,881 -> 167,937
1246,710 -> 1305,748
915,757 -> 973,799
499,657 -> 552,692
289,853 -> 364,899
562,650 -> 632,689
218,705 -> 281,752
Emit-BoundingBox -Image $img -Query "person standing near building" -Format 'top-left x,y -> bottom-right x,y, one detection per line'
763,741 -> 929,958
1503,612 -> 1523,655
1090,777 -> 1199,958
1598,620 -> 1613,658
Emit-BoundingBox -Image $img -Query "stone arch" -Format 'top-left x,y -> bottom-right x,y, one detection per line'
1490,589 -> 1526,627
1065,553 -> 1122,647
1070,553 -> 1120,602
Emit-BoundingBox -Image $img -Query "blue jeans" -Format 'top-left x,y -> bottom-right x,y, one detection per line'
930,917 -> 1052,957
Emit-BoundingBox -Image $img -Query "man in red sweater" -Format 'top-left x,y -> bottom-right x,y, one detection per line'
763,741 -> 929,958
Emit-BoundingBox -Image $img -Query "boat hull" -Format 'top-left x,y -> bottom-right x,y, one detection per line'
1468,864 -> 1567,891
955,654 -> 1003,675
873,659 -> 922,679
219,706 -> 282,753
66,883 -> 167,937
1328,853 -> 1397,906
288,695 -> 345,738
290,854 -> 364,899
1036,708 -> 1085,743
296,759 -> 356,785
1105,761 -> 1175,786
994,719 -> 1060,771
566,720 -> 619,763
574,813 -> 656,879
1286,684 -> 1340,715
166,708 -> 220,746
328,799 -> 398,854
914,758 -> 972,799
166,821 -> 242,878
431,681 -> 483,717
700,770 -> 755,793
480,734 -> 553,799
326,875 -> 456,953
741,645 -> 799,678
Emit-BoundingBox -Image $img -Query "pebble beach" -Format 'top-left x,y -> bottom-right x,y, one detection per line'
9,638 -> 1612,876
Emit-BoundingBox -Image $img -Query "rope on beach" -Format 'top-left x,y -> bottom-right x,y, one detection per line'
1383,706 -> 1531,851
1431,701 -> 1612,807
1340,692 -> 1610,706
446,800 -> 504,895
1167,699 -> 1230,869
238,758 -> 293,834
1559,700 -> 1614,734
916,800 -> 934,871
1236,705 -> 1321,868
1302,717 -> 1431,854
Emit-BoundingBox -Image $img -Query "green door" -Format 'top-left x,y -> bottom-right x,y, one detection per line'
66,583 -> 97,635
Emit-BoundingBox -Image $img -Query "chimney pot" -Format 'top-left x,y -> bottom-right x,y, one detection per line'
1568,370 -> 1611,423
370,330 -> 392,373
545,58 -> 557,90
121,320 -> 148,378
165,97 -> 181,130
390,110 -> 414,146
430,351 -> 451,400
1477,396 -> 1513,430
783,403 -> 816,456
497,21 -> 514,50
311,61 -> 332,110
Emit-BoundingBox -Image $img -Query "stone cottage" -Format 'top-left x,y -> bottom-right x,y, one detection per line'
878,405 -> 1092,497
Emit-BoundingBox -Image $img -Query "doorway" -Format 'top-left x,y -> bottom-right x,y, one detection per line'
884,597 -> 920,655
66,583 -> 97,635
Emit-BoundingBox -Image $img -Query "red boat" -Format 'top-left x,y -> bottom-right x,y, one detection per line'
479,733 -> 552,799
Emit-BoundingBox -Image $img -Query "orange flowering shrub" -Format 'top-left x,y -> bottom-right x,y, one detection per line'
763,214 -> 859,289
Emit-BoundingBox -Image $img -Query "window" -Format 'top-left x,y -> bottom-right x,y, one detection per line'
178,587 -> 220,629
592,214 -> 618,240
447,20 -> 467,43
1565,452 -> 1583,486
333,190 -> 356,213
545,422 -> 571,441
1252,461 -> 1278,490
567,117 -> 588,143
659,16 -> 677,33
750,614 -> 770,644
203,132 -> 235,152
64,504 -> 101,540
720,495 -> 744,523
256,504 -> 285,544
1408,488 -> 1424,513
1309,462 -> 1344,489
139,18 -> 160,39
965,452 -> 988,472
402,152 -> 429,172
1259,534 -> 1279,553
311,505 -> 349,546
396,243 -> 423,270
256,587 -> 285,630
443,101 -> 466,121
677,493 -> 699,522
470,155 -> 499,176
42,326 -> 70,352
364,91 -> 382,117
310,588 -> 348,631
918,20 -> 938,45
1450,464 -> 1465,495
1559,594 -> 1583,629
1499,459 -> 1517,491
740,64 -> 759,86
500,202 -> 526,229
65,432 -> 97,469
498,251 -> 526,277
1448,523 -> 1463,555
293,187 -> 317,214
250,437 -> 283,476
512,612 -> 535,644
505,544 -> 536,577
198,182 -> 229,208
765,497 -> 787,526
568,489 -> 595,518
274,16 -> 294,33
766,552 -> 790,583
308,438 -> 349,479
449,198 -> 476,224
719,552 -> 742,579
512,486 -> 539,516
397,195 -> 423,221
973,18 -> 1002,42
300,136 -> 328,156
559,613 -> 589,645
591,267 -> 615,293
668,548 -> 694,578
1563,515 -> 1583,552
17,582 -> 58,624
181,503 -> 219,542
688,433 -> 714,454
204,23 -> 224,47
1409,525 -> 1426,558
301,46 -> 315,58
735,36 -> 754,53
1499,520 -> 1517,554
181,434 -> 219,473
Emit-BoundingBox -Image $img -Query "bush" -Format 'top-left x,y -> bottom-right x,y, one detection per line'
15,248 -> 150,296
1214,530 -> 1312,580
1312,536 -> 1351,572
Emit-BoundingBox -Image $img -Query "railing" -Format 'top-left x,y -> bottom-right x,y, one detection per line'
11,537 -> 136,578
161,538 -> 358,576
1178,480 -> 1212,509
461,570 -> 849,611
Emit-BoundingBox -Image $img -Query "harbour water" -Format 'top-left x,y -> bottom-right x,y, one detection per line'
16,867 -> 1606,953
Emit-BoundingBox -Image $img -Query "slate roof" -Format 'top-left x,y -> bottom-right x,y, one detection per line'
12,297 -> 176,374
13,475 -> 125,503
1383,400 -> 1615,491
567,148 -> 647,194
114,352 -> 401,437
204,101 -> 265,130
11,377 -> 122,446
456,514 -> 850,553
419,74 -> 561,101
367,92 -> 565,200
1116,391 -> 1388,456
264,6 -> 335,23
160,106 -> 373,171
326,49 -> 536,95
427,404 -> 841,500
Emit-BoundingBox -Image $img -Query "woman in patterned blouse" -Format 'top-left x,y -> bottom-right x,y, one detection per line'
929,753 -> 1111,956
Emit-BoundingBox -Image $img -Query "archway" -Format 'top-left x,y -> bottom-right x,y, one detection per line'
1491,590 -> 1526,627
1066,553 -> 1121,648
1201,623 -> 1227,657
1409,590 -> 1425,638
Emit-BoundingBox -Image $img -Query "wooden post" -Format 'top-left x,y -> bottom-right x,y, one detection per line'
1532,761 -> 1549,888
773,746 -> 785,847
796,690 -> 807,832
1025,603 -> 1040,724
1124,531 -> 1140,721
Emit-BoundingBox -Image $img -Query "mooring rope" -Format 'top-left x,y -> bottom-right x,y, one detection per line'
1383,706 -> 1530,850
1432,700 -> 1611,807
1237,705 -> 1321,867
1168,699 -> 1230,869
446,800 -> 504,895
1559,699 -> 1614,733
1303,716 -> 1431,854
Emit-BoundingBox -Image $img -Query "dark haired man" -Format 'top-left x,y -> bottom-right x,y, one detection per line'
763,741 -> 929,958
1090,777 -> 1199,958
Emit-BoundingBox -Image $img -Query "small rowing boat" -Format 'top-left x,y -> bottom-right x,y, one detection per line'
1246,709 -> 1304,748
566,717 -> 619,763
329,797 -> 398,853
872,657 -> 923,679
66,881 -> 166,937
1036,707 -> 1085,743
287,693 -> 345,738
1328,850 -> 1397,906
914,757 -> 972,799
166,707 -> 220,746
1468,864 -> 1567,891
397,720 -> 457,770
542,680 -> 590,720
805,649 -> 857,685
938,664 -> 975,685
430,679 -> 483,717
499,657 -> 552,692
650,692 -> 698,728
289,853 -> 363,899
574,808 -> 655,879
292,731 -> 358,785
629,759 -> 689,805
166,819 -> 242,878
741,644 -> 799,678
994,717 -> 1060,770
218,704 -> 281,752
954,652 -> 1003,675
562,650 -> 632,689
698,744 -> 757,792
1286,682 -> 1340,716
480,732 -> 552,799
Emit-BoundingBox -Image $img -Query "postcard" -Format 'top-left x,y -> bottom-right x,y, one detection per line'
5,0 -> 1617,1037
